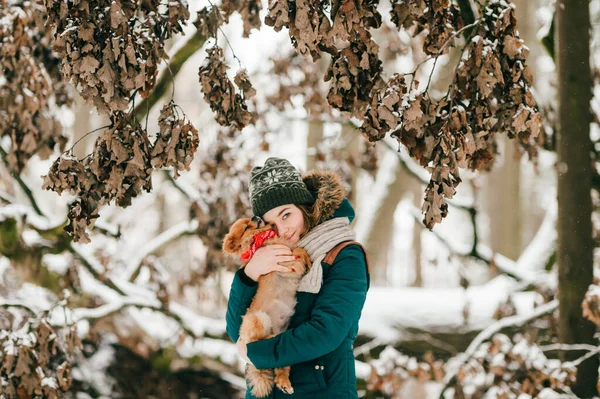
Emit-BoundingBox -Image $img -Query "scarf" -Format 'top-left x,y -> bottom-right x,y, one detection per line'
241,229 -> 277,262
296,217 -> 356,293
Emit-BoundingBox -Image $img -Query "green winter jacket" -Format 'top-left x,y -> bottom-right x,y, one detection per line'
225,171 -> 370,399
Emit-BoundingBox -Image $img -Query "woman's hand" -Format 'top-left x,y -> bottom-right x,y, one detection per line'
237,337 -> 252,365
244,245 -> 296,282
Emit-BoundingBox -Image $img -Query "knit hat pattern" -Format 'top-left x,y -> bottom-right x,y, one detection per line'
249,157 -> 314,217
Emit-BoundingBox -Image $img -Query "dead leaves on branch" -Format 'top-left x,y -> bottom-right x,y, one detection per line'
265,51 -> 330,116
0,318 -> 81,398
152,102 -> 200,179
385,0 -> 544,229
325,37 -> 385,116
256,0 -> 543,229
391,0 -> 463,56
44,0 -> 190,115
42,105 -> 198,243
0,0 -> 72,173
220,0 -> 263,37
198,46 -> 255,130
360,74 -> 407,142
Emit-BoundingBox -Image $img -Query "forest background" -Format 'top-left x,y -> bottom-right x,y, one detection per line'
2,0 -> 600,397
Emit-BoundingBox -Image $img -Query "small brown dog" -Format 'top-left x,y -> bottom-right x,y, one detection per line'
223,215 -> 312,398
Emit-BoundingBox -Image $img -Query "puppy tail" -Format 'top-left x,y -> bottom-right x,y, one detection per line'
246,364 -> 274,398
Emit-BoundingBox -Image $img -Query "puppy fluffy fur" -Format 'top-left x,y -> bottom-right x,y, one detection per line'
223,217 -> 311,398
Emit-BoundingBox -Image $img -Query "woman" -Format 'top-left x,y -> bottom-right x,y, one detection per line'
225,157 -> 370,398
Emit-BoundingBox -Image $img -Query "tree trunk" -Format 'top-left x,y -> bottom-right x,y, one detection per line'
342,124 -> 360,206
484,137 -> 522,261
555,1 -> 598,396
411,203 -> 423,287
306,120 -> 322,171
359,151 -> 405,285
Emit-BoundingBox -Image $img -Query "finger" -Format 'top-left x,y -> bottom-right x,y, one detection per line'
269,245 -> 293,252
276,266 -> 294,273
273,248 -> 294,256
277,256 -> 297,264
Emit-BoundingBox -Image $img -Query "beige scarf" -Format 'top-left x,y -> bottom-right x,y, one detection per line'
296,217 -> 356,293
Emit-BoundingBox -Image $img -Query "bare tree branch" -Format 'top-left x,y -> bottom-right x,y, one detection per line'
133,29 -> 208,122
0,145 -> 45,216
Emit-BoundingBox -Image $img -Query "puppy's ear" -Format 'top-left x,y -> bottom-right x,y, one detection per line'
222,218 -> 252,254
222,232 -> 240,254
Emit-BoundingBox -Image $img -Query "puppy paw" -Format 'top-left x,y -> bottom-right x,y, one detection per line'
275,377 -> 294,395
274,367 -> 293,395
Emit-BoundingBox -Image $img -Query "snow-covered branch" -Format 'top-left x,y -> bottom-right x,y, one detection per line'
0,145 -> 46,216
408,205 -> 543,283
0,300 -> 36,315
540,343 -> 598,353
439,299 -> 559,397
121,219 -> 200,282
464,299 -> 558,358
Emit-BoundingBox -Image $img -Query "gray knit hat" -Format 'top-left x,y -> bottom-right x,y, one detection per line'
249,157 -> 314,217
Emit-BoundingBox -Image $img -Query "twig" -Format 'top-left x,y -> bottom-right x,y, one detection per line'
92,219 -> 122,239
0,145 -> 45,216
0,191 -> 16,204
413,21 -> 481,93
64,124 -> 110,156
0,301 -> 36,315
564,347 -> 600,368
162,170 -> 210,214
540,343 -> 599,353
205,0 -> 243,69
68,242 -> 127,296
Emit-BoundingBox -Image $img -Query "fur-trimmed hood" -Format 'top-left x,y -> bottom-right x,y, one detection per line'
301,170 -> 355,227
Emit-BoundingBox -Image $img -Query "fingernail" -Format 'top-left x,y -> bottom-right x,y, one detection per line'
295,256 -> 299,259
291,268 -> 295,272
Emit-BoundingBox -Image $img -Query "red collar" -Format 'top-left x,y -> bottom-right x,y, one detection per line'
241,229 -> 277,262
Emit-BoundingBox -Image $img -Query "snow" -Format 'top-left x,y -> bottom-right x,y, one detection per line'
6,282 -> 56,313
358,275 -> 538,342
0,203 -> 55,230
0,256 -> 10,284
177,335 -> 241,369
41,376 -> 58,388
42,253 -> 70,275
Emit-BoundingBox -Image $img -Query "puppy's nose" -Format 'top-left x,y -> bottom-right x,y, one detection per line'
251,215 -> 264,228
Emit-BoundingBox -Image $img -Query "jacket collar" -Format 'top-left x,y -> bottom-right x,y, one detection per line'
301,170 -> 355,226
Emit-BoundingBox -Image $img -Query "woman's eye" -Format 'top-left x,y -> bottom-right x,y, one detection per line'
282,213 -> 290,220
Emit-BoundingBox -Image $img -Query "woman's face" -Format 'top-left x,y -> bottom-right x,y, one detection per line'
262,204 -> 305,245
